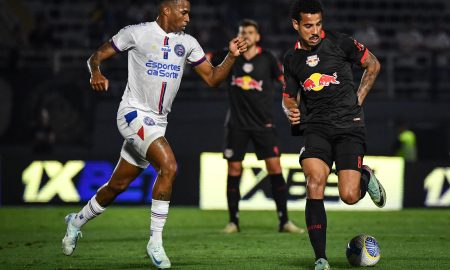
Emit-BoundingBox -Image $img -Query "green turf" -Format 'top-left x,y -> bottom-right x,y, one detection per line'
0,207 -> 449,269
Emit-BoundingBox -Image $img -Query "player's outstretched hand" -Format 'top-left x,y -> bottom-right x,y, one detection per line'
90,72 -> 109,91
285,107 -> 301,125
228,37 -> 248,57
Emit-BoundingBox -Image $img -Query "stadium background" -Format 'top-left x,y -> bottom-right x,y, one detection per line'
0,0 -> 449,208
1,1 -> 450,269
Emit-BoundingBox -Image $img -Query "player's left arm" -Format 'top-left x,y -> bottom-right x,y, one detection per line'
194,37 -> 247,87
357,50 -> 381,106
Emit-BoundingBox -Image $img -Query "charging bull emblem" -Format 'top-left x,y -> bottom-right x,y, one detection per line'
302,72 -> 339,92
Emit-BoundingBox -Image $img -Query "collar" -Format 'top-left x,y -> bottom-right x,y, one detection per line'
256,46 -> 263,54
153,21 -> 181,37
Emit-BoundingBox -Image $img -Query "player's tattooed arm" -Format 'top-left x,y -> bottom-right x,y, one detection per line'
194,37 -> 247,87
87,42 -> 118,91
357,50 -> 380,106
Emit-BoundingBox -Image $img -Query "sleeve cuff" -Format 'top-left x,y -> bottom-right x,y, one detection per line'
360,48 -> 369,64
110,39 -> 121,53
190,56 -> 206,67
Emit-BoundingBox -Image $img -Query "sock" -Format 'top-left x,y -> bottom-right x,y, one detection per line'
305,199 -> 327,260
72,196 -> 106,228
150,199 -> 170,244
226,175 -> 241,226
269,173 -> 288,226
360,168 -> 370,200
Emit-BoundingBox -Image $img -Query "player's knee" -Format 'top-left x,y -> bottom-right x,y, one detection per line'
306,175 -> 326,195
340,190 -> 360,205
160,161 -> 177,180
228,167 -> 241,176
266,165 -> 282,175
228,162 -> 242,176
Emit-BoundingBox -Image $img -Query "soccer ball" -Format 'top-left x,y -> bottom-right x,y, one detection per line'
346,234 -> 381,266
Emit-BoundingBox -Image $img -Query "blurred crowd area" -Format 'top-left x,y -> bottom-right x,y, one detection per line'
0,0 -> 449,155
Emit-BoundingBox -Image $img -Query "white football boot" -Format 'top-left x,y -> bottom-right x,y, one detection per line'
62,213 -> 82,256
147,241 -> 171,269
221,222 -> 239,234
363,165 -> 387,208
315,258 -> 331,270
279,220 -> 305,233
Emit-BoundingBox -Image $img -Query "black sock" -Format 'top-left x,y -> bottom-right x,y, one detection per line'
305,199 -> 327,260
226,175 -> 241,226
269,173 -> 288,227
360,168 -> 370,200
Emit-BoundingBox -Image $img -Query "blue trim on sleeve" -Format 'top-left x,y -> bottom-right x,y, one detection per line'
191,56 -> 206,67
110,39 -> 121,53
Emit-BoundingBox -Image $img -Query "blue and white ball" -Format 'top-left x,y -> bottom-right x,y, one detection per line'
346,234 -> 381,266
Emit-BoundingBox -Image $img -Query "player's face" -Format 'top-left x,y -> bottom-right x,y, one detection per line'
238,26 -> 260,48
168,0 -> 190,32
292,12 -> 323,48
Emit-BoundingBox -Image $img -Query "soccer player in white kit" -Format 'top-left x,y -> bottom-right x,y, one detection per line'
61,0 -> 247,269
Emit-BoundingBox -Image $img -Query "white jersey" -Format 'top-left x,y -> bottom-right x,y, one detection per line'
111,21 -> 206,121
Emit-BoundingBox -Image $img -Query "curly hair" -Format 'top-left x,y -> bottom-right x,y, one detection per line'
290,0 -> 323,21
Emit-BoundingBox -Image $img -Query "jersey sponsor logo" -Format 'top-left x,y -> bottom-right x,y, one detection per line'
302,72 -> 340,92
174,44 -> 186,57
145,60 -> 181,78
306,55 -> 320,67
161,47 -> 171,53
162,46 -> 171,60
242,63 -> 254,73
231,75 -> 263,91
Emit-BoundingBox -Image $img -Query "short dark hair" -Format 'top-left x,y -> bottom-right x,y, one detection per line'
158,0 -> 188,8
290,0 -> 323,21
238,19 -> 259,33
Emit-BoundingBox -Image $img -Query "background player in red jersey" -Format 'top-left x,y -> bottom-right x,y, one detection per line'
209,19 -> 303,234
282,1 -> 386,269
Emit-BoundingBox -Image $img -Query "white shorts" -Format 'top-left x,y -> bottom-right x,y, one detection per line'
117,108 -> 167,168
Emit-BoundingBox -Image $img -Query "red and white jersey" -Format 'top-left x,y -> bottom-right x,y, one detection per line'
111,21 -> 206,121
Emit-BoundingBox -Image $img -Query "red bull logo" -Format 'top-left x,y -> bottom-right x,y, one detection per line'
231,75 -> 263,91
302,72 -> 340,92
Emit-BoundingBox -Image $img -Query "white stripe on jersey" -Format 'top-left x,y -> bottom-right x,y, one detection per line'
111,21 -> 206,120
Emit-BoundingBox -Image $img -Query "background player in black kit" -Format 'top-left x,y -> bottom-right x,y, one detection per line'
208,19 -> 303,234
282,1 -> 387,269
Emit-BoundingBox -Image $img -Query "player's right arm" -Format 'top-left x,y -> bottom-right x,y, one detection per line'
87,42 -> 118,91
281,53 -> 300,125
282,94 -> 300,125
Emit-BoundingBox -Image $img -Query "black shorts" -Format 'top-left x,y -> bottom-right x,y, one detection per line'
299,125 -> 366,172
223,127 -> 280,161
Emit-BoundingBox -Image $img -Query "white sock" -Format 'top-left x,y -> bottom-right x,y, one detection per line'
72,196 -> 106,228
150,199 -> 170,244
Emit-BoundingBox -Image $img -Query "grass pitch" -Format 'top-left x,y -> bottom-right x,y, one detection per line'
0,207 -> 449,269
